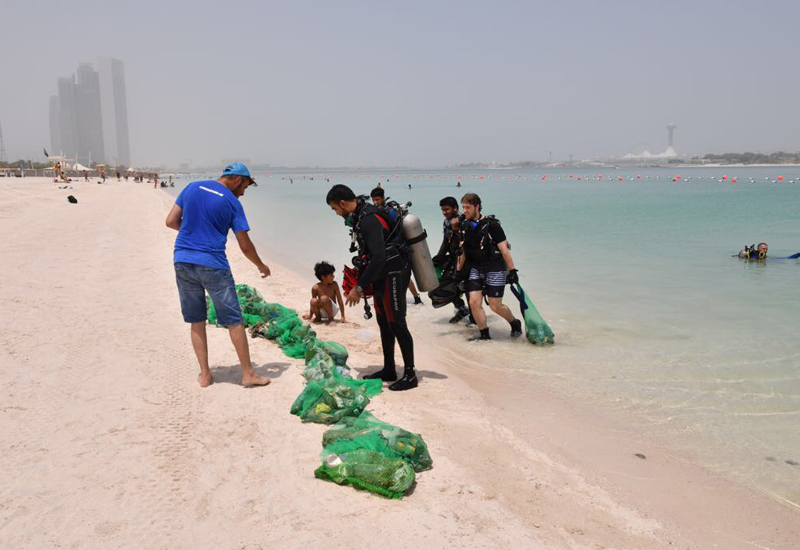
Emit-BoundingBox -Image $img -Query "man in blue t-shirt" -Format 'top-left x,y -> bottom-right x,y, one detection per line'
165,162 -> 271,388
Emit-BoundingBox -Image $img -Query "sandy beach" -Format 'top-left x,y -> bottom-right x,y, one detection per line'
2,177 -> 799,549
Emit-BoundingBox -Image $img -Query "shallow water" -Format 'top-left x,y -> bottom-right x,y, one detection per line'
170,166 -> 800,508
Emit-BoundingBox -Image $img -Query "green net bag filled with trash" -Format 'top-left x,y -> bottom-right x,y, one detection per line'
322,411 -> 432,472
314,449 -> 415,499
509,283 -> 555,346
312,340 -> 348,366
303,346 -> 351,381
290,371 -> 382,424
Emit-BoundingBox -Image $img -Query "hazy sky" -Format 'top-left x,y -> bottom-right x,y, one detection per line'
2,0 -> 799,167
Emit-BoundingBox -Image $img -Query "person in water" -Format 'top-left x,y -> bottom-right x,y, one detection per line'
457,192 -> 522,341
165,163 -> 271,388
370,186 -> 424,305
304,261 -> 346,323
327,184 -> 418,391
432,196 -> 471,323
739,242 -> 768,259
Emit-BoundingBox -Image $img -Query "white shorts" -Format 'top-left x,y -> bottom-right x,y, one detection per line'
320,301 -> 339,321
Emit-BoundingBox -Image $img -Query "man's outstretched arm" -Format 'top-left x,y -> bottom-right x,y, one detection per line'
235,231 -> 271,278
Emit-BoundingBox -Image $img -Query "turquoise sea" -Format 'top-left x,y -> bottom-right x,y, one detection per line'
170,166 -> 800,508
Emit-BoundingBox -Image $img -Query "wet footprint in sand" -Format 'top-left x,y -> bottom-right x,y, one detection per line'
634,453 -> 647,460
786,459 -> 799,466
765,456 -> 777,462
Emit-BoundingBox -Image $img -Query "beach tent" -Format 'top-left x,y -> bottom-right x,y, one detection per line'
126,167 -> 136,172
73,163 -> 91,171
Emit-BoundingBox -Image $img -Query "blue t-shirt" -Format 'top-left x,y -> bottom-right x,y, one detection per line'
173,181 -> 250,270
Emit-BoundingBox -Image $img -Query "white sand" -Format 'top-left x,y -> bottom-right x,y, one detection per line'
1,177 -> 799,549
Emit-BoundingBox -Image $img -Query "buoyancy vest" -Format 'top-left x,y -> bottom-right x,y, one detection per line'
463,215 -> 504,262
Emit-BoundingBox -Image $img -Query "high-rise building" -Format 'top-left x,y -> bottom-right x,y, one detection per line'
75,63 -> 105,165
97,58 -> 131,167
56,76 -> 78,161
49,58 -> 131,167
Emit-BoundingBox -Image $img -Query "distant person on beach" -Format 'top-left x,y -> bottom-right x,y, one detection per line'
153,173 -> 158,190
327,184 -> 418,391
433,196 -> 470,323
458,192 -> 522,341
84,172 -> 89,183
303,261 -> 346,323
165,162 -> 271,388
370,186 -> 423,305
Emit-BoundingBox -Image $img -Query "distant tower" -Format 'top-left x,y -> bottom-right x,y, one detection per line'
666,123 -> 677,149
0,120 -> 6,163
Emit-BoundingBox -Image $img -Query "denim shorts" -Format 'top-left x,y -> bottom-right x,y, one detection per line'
174,262 -> 242,326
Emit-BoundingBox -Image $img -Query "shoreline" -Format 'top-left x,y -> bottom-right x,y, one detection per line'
2,177 -> 799,548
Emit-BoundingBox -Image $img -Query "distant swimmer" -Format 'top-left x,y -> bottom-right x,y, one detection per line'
738,242 -> 768,260
457,181 -> 461,187
408,183 -> 412,189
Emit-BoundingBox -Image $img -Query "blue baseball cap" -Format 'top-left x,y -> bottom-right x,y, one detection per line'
221,162 -> 256,185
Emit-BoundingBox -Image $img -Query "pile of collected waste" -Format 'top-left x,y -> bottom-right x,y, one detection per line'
206,284 -> 431,498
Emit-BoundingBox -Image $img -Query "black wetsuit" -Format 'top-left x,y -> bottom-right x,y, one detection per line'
355,204 -> 415,372
433,217 -> 467,310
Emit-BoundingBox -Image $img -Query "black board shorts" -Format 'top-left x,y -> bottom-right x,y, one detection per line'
466,260 -> 507,298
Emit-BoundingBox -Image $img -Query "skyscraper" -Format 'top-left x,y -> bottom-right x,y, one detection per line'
48,59 -> 131,166
97,58 -> 131,167
56,76 -> 78,161
75,63 -> 105,165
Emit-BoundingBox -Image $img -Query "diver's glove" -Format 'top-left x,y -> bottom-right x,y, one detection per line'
507,269 -> 519,285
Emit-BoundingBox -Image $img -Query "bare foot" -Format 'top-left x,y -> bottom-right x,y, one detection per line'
198,372 -> 213,387
242,372 -> 271,387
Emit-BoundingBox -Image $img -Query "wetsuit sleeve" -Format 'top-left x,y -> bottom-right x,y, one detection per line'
356,215 -> 387,289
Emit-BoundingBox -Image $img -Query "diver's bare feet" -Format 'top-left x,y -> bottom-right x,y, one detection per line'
198,372 -> 213,387
242,373 -> 271,387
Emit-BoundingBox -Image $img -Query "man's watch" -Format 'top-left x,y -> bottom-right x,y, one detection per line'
355,285 -> 363,294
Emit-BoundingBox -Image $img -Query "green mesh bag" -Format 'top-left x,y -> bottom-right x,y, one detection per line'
290,371 -> 382,424
306,339 -> 348,366
303,350 -> 350,381
207,299 -> 219,325
314,449 -> 415,499
321,411 -> 432,472
509,283 -> 555,346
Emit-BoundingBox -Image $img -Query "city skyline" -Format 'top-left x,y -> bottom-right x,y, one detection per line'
48,58 -> 130,167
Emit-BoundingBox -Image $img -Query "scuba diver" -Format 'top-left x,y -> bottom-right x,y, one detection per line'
431,196 -> 471,323
457,193 -> 522,341
326,184 -> 419,391
370,186 -> 424,305
738,243 -> 768,260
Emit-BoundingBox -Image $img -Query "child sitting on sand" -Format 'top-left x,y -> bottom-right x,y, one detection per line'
304,261 -> 346,323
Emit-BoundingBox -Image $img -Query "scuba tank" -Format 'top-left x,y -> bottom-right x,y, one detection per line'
401,213 -> 439,292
